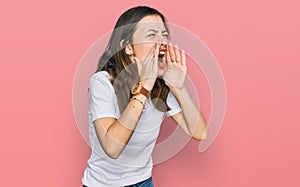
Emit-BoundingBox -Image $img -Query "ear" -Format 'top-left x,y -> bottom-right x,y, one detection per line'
120,39 -> 134,56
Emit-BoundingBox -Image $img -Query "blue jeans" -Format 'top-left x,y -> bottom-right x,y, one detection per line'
83,176 -> 154,187
124,177 -> 154,187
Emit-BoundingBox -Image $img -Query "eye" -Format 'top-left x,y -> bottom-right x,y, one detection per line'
163,34 -> 169,38
147,33 -> 155,37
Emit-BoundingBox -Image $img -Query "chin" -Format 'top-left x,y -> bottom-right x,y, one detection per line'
157,69 -> 165,78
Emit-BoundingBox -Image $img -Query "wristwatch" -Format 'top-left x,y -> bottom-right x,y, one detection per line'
131,81 -> 150,97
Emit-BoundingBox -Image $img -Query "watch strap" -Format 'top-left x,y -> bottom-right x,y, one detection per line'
139,86 -> 150,97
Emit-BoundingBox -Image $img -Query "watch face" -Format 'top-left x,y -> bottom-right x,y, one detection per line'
131,82 -> 141,95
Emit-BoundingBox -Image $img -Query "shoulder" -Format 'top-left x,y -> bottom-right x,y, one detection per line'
89,71 -> 114,93
91,71 -> 111,82
90,71 -> 112,86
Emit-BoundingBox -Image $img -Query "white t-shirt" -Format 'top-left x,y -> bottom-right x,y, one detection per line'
82,71 -> 182,187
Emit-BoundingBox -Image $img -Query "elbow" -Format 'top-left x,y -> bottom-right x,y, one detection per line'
101,140 -> 122,159
192,127 -> 208,141
190,114 -> 208,141
108,154 -> 120,160
192,134 -> 207,141
98,135 -> 123,159
104,147 -> 121,159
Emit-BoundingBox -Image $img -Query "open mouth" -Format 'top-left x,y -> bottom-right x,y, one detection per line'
158,49 -> 166,68
158,50 -> 166,58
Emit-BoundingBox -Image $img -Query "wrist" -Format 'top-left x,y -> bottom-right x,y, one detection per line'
132,93 -> 147,101
131,79 -> 151,97
169,85 -> 185,92
140,79 -> 154,91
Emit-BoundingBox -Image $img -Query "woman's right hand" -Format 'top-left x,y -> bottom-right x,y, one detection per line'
133,42 -> 160,91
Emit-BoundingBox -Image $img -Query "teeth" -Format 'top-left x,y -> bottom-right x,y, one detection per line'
159,51 -> 166,56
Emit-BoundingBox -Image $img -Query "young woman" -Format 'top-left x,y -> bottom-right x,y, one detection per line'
82,6 -> 208,187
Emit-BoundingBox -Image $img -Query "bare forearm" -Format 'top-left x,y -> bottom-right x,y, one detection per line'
103,94 -> 146,158
170,86 -> 208,140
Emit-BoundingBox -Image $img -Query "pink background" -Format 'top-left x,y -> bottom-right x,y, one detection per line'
1,0 -> 299,186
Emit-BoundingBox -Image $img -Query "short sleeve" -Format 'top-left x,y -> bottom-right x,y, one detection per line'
89,72 -> 119,122
165,91 -> 182,116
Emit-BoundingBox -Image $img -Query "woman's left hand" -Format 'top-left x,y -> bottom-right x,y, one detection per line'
163,43 -> 187,90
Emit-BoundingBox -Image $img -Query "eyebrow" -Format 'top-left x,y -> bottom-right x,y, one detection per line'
146,29 -> 168,33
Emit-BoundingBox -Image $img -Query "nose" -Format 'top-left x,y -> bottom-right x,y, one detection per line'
157,35 -> 168,46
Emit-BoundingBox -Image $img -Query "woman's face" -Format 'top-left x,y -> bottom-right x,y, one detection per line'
129,15 -> 169,77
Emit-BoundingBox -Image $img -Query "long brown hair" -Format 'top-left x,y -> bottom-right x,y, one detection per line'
95,6 -> 171,113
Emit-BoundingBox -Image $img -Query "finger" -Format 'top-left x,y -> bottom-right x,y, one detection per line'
152,43 -> 159,76
144,43 -> 158,68
174,44 -> 181,63
166,43 -> 172,64
161,52 -> 167,68
144,43 -> 159,79
181,49 -> 186,67
168,42 -> 176,63
153,42 -> 160,60
138,46 -> 155,78
146,43 -> 158,59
